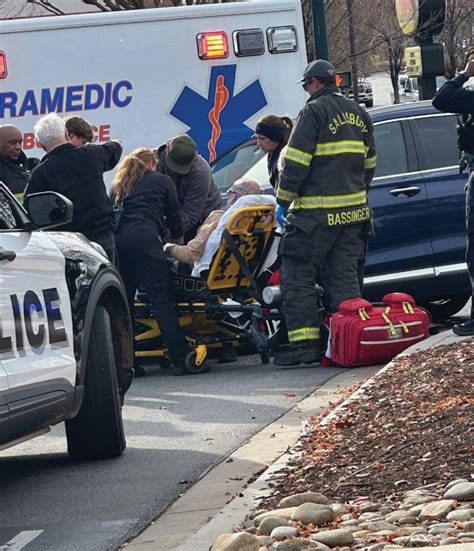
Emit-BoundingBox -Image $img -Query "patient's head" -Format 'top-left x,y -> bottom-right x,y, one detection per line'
227,178 -> 261,208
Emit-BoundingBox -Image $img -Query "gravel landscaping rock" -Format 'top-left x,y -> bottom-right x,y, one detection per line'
311,529 -> 354,547
443,481 -> 474,501
254,508 -> 297,527
270,526 -> 300,540
270,538 -> 322,550
258,516 -> 289,536
279,492 -> 330,508
291,503 -> 334,525
212,532 -> 259,551
418,499 -> 455,521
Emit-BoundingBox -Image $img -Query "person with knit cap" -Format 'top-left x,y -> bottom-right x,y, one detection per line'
164,177 -> 261,266
255,115 -> 293,189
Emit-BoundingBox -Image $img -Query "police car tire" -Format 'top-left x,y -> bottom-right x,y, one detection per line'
65,305 -> 126,460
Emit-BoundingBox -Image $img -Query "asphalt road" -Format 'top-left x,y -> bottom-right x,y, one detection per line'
0,358 -> 349,551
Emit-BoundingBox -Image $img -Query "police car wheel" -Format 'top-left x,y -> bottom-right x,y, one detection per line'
184,351 -> 211,375
65,305 -> 126,459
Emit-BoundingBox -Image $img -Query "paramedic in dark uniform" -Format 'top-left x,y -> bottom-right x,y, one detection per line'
155,135 -> 221,243
274,60 -> 376,366
433,59 -> 474,336
111,147 -> 191,376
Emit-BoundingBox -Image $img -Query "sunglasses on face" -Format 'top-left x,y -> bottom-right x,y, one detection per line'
302,78 -> 315,91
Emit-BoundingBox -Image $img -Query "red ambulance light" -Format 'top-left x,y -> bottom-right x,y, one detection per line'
197,32 -> 229,60
0,51 -> 7,79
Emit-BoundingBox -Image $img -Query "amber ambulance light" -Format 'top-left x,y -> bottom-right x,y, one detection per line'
0,51 -> 7,79
197,32 -> 229,60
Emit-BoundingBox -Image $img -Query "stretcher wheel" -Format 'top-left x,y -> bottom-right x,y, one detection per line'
259,351 -> 270,364
184,351 -> 210,375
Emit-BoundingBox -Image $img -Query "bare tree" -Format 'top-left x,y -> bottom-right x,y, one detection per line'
440,0 -> 473,78
367,0 -> 406,104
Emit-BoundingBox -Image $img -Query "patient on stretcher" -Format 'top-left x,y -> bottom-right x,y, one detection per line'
164,178 -> 266,268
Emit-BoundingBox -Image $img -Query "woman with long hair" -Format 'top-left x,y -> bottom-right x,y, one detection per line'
111,148 -> 191,376
255,115 -> 293,189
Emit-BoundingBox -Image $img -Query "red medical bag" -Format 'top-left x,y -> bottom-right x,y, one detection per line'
329,293 -> 430,367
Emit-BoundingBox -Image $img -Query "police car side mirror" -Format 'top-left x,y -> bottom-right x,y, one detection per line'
24,192 -> 73,230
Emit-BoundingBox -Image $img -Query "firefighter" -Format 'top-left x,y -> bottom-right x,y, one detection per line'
274,60 -> 376,366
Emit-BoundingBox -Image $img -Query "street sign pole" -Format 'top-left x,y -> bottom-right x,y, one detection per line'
417,36 -> 437,100
312,0 -> 328,60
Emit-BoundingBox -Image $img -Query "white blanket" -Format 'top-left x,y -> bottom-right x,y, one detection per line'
192,194 -> 277,277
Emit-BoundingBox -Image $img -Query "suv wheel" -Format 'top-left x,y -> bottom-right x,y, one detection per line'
66,305 -> 126,459
420,294 -> 470,322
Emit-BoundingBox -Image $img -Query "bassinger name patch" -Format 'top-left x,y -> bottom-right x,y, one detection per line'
327,207 -> 370,226
0,287 -> 68,358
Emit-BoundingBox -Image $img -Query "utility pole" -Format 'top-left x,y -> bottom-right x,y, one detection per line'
311,0 -> 328,60
346,0 -> 359,103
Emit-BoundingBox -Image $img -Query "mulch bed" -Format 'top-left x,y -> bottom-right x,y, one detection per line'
264,338 -> 474,507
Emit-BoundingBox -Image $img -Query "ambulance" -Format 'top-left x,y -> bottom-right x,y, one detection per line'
0,0 -> 308,168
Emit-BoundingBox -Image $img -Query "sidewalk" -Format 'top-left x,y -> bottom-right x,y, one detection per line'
126,329 -> 472,550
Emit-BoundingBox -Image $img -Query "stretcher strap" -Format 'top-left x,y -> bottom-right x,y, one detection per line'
222,230 -> 260,292
402,301 -> 414,314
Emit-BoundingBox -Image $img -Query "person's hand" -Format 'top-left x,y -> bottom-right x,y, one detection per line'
463,60 -> 474,78
163,243 -> 174,255
276,205 -> 288,227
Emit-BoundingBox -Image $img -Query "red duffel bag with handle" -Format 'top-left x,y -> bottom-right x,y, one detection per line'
329,293 -> 430,367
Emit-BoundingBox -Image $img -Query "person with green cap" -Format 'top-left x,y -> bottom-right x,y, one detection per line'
155,134 -> 221,243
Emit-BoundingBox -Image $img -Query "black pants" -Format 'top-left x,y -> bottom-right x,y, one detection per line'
116,223 -> 189,363
465,172 -> 474,317
280,222 -> 365,345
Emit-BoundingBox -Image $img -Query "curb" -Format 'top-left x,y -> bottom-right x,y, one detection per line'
124,366 -> 379,550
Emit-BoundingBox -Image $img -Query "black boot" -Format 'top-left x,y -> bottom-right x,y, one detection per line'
453,319 -> 474,336
274,340 -> 320,366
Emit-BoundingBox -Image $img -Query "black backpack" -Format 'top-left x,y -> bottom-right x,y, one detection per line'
457,114 -> 474,156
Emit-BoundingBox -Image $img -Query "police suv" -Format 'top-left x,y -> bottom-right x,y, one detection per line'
0,184 -> 133,459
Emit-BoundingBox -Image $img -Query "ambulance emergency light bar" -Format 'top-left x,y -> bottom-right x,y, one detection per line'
197,26 -> 298,59
0,51 -> 7,79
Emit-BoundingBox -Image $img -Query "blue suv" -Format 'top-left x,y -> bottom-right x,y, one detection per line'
212,101 -> 469,320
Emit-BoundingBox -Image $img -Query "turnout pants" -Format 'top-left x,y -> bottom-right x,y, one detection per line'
465,172 -> 474,318
116,222 -> 189,363
280,222 -> 365,345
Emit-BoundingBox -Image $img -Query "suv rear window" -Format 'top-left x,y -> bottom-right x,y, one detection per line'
414,115 -> 459,170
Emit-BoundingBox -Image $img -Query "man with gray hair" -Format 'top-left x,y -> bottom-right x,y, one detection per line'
25,113 -> 122,262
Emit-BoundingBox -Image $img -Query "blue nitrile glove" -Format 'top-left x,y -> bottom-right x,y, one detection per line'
276,205 -> 288,227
